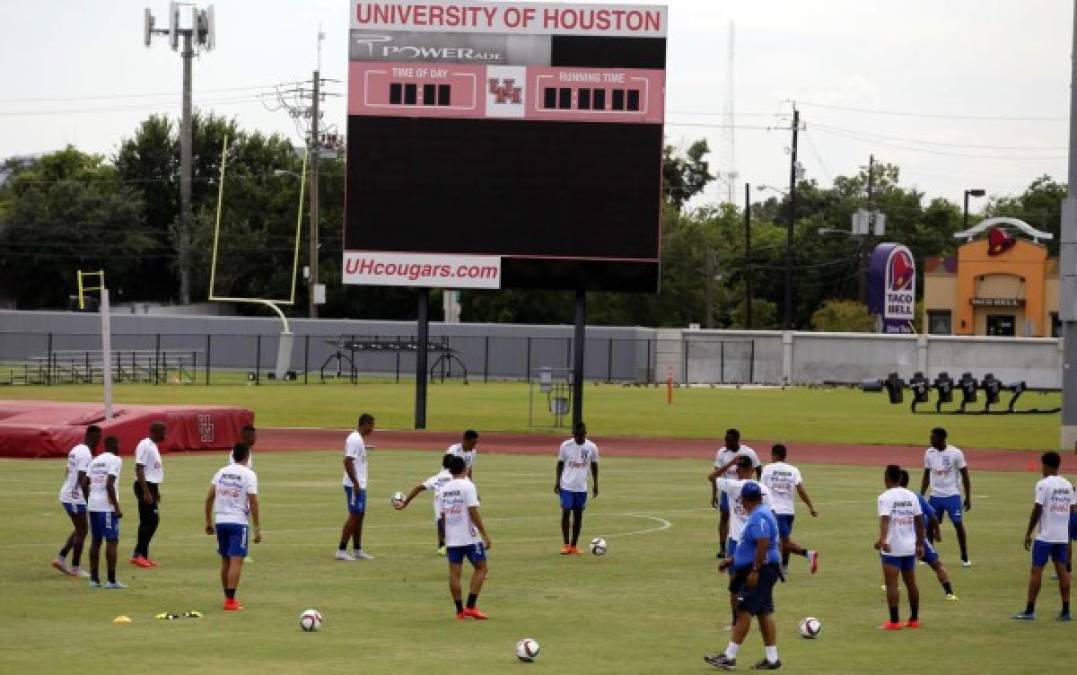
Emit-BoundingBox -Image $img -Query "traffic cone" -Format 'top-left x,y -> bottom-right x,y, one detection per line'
1027,458 -> 1037,472
112,615 -> 132,624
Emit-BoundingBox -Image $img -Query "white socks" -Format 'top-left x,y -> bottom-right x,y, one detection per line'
725,642 -> 740,659
765,645 -> 779,663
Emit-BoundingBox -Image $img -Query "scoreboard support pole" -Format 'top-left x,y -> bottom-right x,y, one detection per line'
415,288 -> 430,430
572,289 -> 586,429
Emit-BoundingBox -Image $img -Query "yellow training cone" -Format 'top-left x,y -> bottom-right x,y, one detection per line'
112,615 -> 132,624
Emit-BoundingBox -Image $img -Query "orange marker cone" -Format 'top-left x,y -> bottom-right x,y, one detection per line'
1027,458 -> 1037,472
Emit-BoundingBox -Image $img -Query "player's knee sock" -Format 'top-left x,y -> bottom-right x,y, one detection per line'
764,646 -> 778,664
466,593 -> 478,609
1025,601 -> 1036,615
724,642 -> 739,659
1062,601 -> 1070,616
107,570 -> 116,584
942,581 -> 953,595
454,599 -> 463,613
888,606 -> 899,623
338,538 -> 348,551
225,588 -> 236,600
909,600 -> 918,621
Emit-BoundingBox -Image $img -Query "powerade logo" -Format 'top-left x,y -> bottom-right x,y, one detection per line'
352,32 -> 506,63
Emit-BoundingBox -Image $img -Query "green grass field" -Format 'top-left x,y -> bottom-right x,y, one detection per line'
1,449 -> 1073,674
0,381 -> 1062,450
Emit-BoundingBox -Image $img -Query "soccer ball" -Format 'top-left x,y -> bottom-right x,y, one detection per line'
798,616 -> 822,639
390,491 -> 405,505
299,609 -> 323,632
589,537 -> 608,556
516,638 -> 541,662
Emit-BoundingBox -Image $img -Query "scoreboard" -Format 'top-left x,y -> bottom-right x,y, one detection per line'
344,1 -> 667,292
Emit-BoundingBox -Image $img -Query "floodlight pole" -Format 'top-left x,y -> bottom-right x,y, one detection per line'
1061,1 -> 1077,450
179,30 -> 193,305
415,289 -> 430,430
100,289 -> 114,420
572,289 -> 586,429
309,69 -> 320,318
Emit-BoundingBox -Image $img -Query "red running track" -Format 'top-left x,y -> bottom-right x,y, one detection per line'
258,428 -> 1045,473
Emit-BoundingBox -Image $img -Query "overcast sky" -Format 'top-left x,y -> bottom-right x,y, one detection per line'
0,0 -> 1072,210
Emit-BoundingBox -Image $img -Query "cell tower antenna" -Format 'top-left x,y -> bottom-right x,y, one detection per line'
721,20 -> 737,204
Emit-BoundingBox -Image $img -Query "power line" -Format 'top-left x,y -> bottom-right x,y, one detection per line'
810,122 -> 1066,151
797,100 -> 1066,122
811,125 -> 1066,161
0,94 -> 273,117
0,84 -> 293,104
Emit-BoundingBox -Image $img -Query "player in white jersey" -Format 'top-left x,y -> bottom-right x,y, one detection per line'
710,456 -> 771,630
712,429 -> 761,559
441,455 -> 492,620
52,425 -> 101,577
446,429 -> 479,481
85,436 -> 126,589
555,422 -> 599,555
1012,451 -> 1074,621
396,453 -> 455,555
205,443 -> 260,611
876,464 -> 925,630
919,427 -> 972,566
131,421 -> 166,568
760,444 -> 819,575
337,413 -> 375,561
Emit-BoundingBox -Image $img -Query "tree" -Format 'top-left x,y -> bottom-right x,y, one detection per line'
984,175 -> 1066,254
662,139 -> 714,210
810,299 -> 875,332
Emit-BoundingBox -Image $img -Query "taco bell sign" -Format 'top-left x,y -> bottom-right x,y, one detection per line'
867,243 -> 916,334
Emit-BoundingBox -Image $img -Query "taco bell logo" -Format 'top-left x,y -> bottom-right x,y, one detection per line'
868,243 -> 916,333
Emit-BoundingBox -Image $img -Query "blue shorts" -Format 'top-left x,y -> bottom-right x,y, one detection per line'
215,523 -> 249,558
1031,540 -> 1068,568
1069,513 -> 1077,541
881,554 -> 916,571
447,542 -> 487,566
559,490 -> 587,511
719,492 -> 730,513
775,514 -> 795,538
929,495 -> 963,525
726,538 -> 738,573
921,541 -> 940,565
344,486 -> 367,514
62,502 -> 87,516
89,511 -> 120,542
730,564 -> 780,616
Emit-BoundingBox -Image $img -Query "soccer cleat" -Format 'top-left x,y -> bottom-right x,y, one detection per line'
568,546 -> 583,556
354,550 -> 374,561
750,659 -> 783,670
808,550 -> 819,574
1058,613 -> 1072,622
455,611 -> 468,620
945,593 -> 959,601
68,566 -> 91,578
879,621 -> 903,630
961,560 -> 973,568
145,558 -> 159,567
437,546 -> 447,557
129,556 -> 152,569
223,598 -> 244,611
560,545 -> 573,555
88,580 -> 102,589
51,558 -> 69,575
463,607 -> 488,620
1011,612 -> 1035,621
904,619 -> 921,629
334,550 -> 356,562
103,581 -> 128,589
703,653 -> 736,670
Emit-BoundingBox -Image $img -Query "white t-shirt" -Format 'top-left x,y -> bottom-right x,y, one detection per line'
1033,475 -> 1076,544
422,468 -> 454,518
86,452 -> 122,513
59,443 -> 93,505
135,438 -> 164,484
211,462 -> 258,526
923,445 -> 966,498
877,487 -> 923,557
760,462 -> 803,515
342,431 -> 368,489
714,445 -> 760,480
714,478 -> 771,541
440,477 -> 481,548
558,439 -> 599,492
446,443 -> 476,471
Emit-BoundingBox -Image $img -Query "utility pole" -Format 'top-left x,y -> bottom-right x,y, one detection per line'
1060,1 -> 1077,451
744,182 -> 752,329
784,106 -> 799,331
704,246 -> 714,329
309,69 -> 320,318
144,4 -> 215,305
858,154 -> 875,303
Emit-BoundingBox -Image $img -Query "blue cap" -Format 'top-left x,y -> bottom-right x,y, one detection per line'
741,481 -> 763,501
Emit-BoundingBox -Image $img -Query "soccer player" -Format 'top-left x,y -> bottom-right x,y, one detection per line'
920,427 -> 972,566
1012,451 -> 1074,621
441,455 -> 492,620
446,429 -> 478,481
713,429 -> 761,559
760,444 -> 819,575
52,424 -> 101,577
704,482 -> 783,671
85,436 -> 126,589
131,421 -> 166,568
205,443 -> 260,611
900,470 -> 958,601
337,413 -> 375,561
395,453 -> 455,555
711,456 -> 771,629
876,464 -> 925,630
555,421 -> 599,555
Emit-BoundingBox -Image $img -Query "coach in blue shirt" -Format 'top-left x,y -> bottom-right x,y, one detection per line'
705,481 -> 783,671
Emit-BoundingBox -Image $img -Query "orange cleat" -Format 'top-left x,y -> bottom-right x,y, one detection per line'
456,611 -> 468,620
559,545 -> 573,555
223,598 -> 244,611
569,546 -> 583,556
904,619 -> 921,629
129,556 -> 152,569
880,621 -> 903,631
463,607 -> 488,620
145,558 -> 159,567
51,559 -> 68,574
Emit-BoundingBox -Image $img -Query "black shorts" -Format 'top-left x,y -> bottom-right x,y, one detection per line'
729,564 -> 780,616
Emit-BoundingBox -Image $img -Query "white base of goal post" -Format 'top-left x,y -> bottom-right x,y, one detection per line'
274,331 -> 294,380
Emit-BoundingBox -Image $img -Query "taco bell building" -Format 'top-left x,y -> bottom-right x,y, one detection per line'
922,218 -> 1059,338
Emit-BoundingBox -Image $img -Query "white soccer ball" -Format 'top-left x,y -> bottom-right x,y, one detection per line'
589,537 -> 608,556
390,491 -> 405,505
798,616 -> 822,639
299,608 -> 323,632
515,638 -> 541,662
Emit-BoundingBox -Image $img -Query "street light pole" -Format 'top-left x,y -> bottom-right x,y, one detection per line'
745,182 -> 752,329
963,188 -> 986,230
